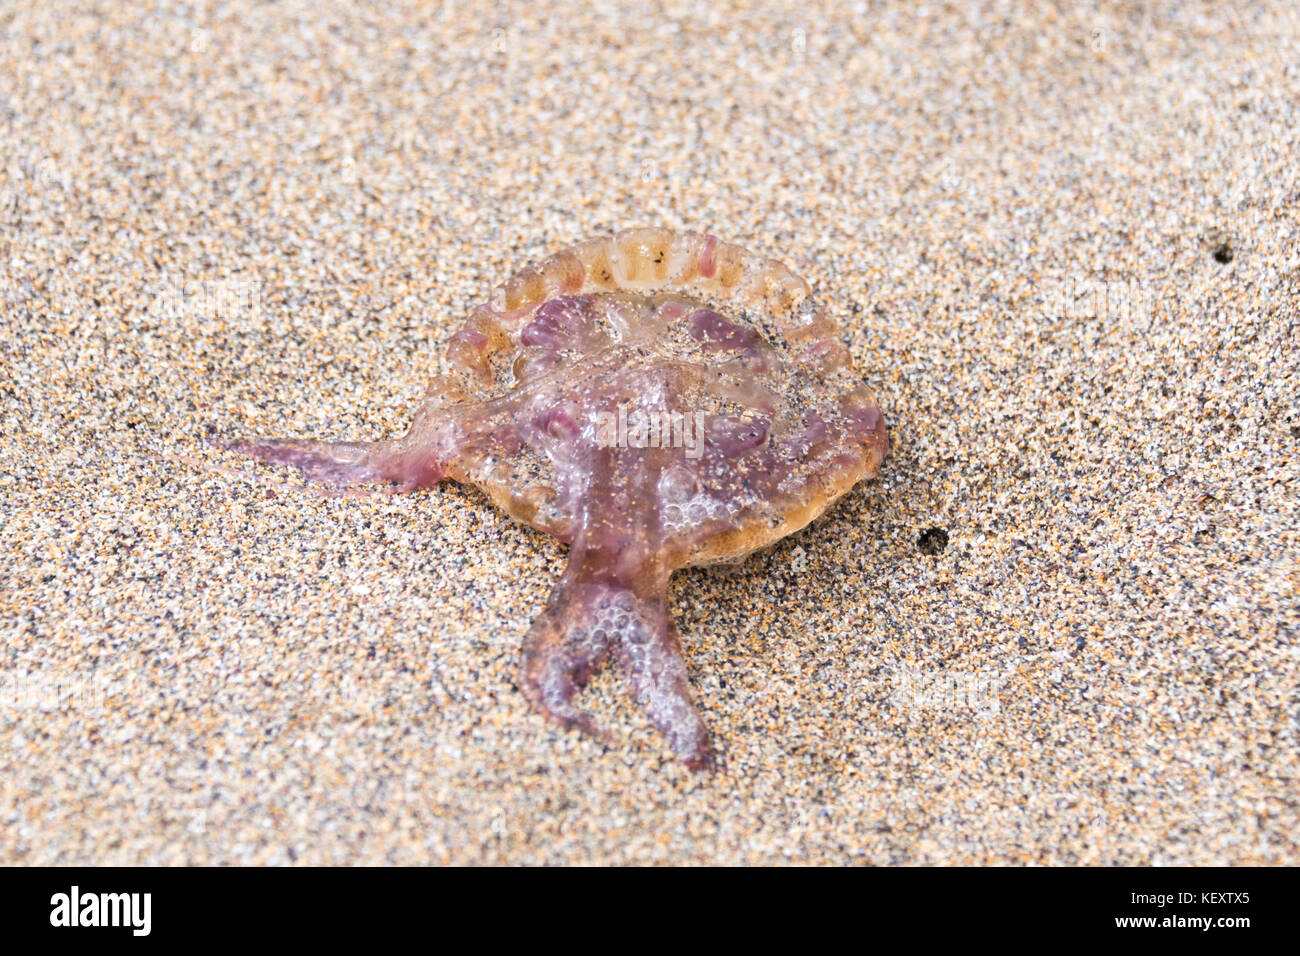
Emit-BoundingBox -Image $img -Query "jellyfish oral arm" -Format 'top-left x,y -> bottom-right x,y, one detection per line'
518,542 -> 713,770
518,447 -> 715,769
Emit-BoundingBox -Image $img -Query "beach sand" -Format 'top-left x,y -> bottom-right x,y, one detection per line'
1,0 -> 1296,864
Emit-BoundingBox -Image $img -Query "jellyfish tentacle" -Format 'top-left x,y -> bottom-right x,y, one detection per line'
215,435 -> 445,491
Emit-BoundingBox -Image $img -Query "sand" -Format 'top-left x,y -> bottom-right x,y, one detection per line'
1,0 -> 1296,864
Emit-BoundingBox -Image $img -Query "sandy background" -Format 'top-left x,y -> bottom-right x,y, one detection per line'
1,1 -> 1296,864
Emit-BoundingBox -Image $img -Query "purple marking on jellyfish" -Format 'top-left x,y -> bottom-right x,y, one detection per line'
688,308 -> 762,351
709,416 -> 771,457
532,405 -> 580,443
449,328 -> 489,349
788,412 -> 829,458
521,296 -> 594,348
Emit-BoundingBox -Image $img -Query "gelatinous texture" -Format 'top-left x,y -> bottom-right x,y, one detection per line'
220,228 -> 889,768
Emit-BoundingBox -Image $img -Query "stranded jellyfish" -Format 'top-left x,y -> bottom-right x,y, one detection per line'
219,228 -> 889,768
